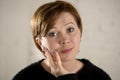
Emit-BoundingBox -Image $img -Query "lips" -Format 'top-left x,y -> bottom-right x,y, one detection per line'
61,48 -> 73,53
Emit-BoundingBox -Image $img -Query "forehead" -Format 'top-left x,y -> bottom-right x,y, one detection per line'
53,12 -> 77,28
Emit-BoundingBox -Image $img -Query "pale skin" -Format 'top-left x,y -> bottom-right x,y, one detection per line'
36,12 -> 83,77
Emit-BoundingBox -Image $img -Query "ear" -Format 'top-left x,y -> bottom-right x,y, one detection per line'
35,37 -> 45,51
35,37 -> 41,46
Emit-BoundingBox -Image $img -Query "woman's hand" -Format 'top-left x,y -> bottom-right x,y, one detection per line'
43,48 -> 69,77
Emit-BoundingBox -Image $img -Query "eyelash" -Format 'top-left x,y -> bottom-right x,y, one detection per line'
67,27 -> 74,33
48,27 -> 75,37
48,32 -> 58,37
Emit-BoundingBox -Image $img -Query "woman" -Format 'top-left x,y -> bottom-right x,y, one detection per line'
13,1 -> 111,80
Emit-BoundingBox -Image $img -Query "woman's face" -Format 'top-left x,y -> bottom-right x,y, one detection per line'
41,12 -> 81,61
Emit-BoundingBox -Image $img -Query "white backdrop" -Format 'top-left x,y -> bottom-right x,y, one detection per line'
0,0 -> 120,80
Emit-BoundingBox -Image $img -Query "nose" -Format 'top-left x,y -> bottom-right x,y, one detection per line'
59,34 -> 70,45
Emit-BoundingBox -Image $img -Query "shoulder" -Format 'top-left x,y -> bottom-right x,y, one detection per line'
77,58 -> 111,80
12,59 -> 44,80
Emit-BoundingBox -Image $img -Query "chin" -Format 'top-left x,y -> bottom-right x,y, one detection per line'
61,56 -> 75,62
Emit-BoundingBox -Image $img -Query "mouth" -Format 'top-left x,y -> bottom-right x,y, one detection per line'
61,48 -> 73,54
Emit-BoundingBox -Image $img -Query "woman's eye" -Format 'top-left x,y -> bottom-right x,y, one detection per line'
67,27 -> 74,33
48,32 -> 57,37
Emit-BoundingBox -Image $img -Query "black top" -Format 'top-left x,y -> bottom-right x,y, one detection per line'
12,59 -> 111,80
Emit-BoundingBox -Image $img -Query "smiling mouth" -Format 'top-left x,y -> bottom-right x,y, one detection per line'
61,48 -> 73,53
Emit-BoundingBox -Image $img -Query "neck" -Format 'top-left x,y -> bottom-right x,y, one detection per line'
61,59 -> 83,73
61,58 -> 76,66
42,58 -> 83,74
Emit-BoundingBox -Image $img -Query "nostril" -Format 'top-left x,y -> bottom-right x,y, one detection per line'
60,40 -> 69,45
62,42 -> 65,45
59,34 -> 70,45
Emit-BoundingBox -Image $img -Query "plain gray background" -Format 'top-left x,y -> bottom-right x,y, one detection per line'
0,0 -> 120,80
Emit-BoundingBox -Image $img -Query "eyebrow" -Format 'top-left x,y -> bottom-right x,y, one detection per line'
50,22 -> 75,30
65,22 -> 75,26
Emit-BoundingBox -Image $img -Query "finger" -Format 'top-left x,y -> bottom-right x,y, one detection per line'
44,49 -> 56,68
52,51 -> 62,67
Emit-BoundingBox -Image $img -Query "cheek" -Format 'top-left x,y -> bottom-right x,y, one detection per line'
41,37 -> 55,51
72,32 -> 81,49
46,39 -> 58,52
73,36 -> 80,46
41,38 -> 48,48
